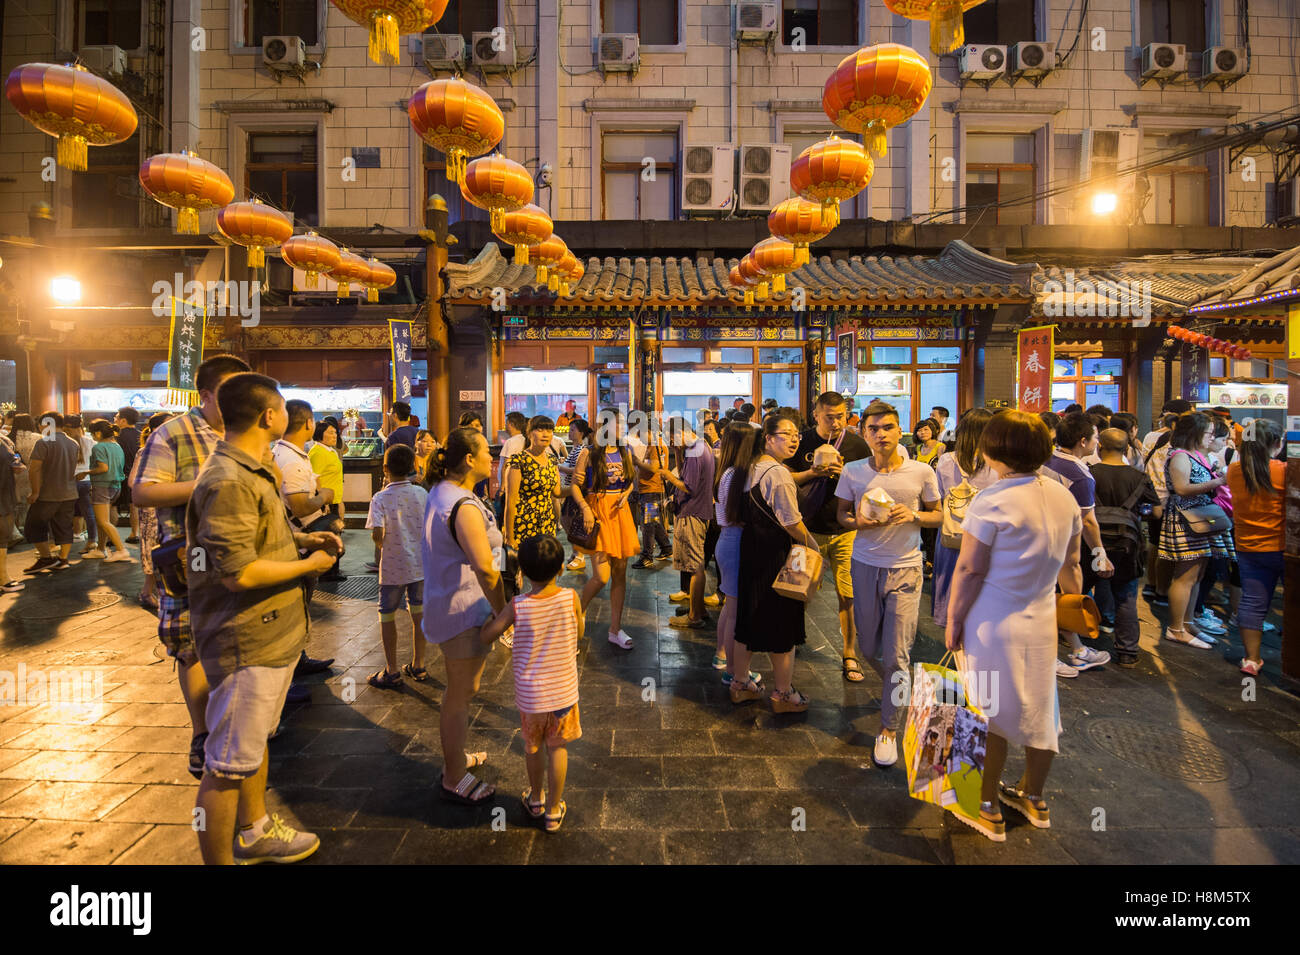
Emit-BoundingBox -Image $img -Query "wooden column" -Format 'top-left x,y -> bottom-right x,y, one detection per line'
421,196 -> 452,439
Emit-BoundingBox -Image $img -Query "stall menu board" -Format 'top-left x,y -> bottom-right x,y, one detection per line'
1207,383 -> 1288,408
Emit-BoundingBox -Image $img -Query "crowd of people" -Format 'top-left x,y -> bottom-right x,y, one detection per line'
0,359 -> 1285,859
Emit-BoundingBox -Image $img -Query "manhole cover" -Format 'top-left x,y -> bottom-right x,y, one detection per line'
1086,718 -> 1239,783
314,577 -> 380,602
13,588 -> 121,620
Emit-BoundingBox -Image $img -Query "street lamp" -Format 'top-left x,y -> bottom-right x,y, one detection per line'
1091,192 -> 1118,216
50,275 -> 81,304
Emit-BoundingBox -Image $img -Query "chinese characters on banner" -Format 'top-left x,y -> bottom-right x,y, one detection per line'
836,322 -> 857,396
389,320 -> 413,402
166,297 -> 206,408
1180,341 -> 1209,404
1016,325 -> 1054,414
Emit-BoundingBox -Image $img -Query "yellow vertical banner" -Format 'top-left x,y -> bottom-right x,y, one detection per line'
1288,305 -> 1300,360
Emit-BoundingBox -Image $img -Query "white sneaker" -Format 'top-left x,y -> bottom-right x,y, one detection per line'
608,629 -> 633,649
1195,612 -> 1226,635
668,591 -> 689,603
873,733 -> 898,767
1055,659 -> 1079,679
104,550 -> 135,563
80,548 -> 107,559
565,556 -> 585,572
1068,647 -> 1110,671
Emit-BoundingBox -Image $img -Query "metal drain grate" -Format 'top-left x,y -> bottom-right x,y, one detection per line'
313,576 -> 380,602
1086,718 -> 1239,783
13,588 -> 122,620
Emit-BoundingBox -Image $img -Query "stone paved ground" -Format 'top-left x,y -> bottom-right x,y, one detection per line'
0,530 -> 1296,865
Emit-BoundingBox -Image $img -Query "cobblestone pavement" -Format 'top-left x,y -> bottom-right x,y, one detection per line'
0,530 -> 1296,865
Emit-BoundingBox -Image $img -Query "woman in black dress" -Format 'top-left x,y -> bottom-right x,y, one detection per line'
732,412 -> 821,712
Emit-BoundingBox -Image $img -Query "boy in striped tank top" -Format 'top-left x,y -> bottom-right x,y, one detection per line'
481,534 -> 583,831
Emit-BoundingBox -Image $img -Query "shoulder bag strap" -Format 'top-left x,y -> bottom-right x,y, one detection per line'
1120,477 -> 1147,513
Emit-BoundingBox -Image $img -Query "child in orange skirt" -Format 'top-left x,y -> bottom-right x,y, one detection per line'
570,413 -> 639,649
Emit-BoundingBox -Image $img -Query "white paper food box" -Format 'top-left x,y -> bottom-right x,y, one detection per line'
859,487 -> 894,523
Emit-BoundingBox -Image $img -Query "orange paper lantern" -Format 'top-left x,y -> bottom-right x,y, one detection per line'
361,257 -> 397,302
5,62 -> 138,171
530,234 -> 568,285
139,151 -> 235,234
333,250 -> 372,299
751,237 -> 801,294
408,78 -> 505,185
216,199 -> 293,268
823,44 -> 933,157
566,259 -> 586,295
281,231 -> 341,289
330,0 -> 449,64
554,251 -> 580,296
729,262 -> 756,304
883,0 -> 986,56
789,136 -> 874,225
739,254 -> 769,301
462,154 -> 534,233
768,197 -> 838,267
494,203 -> 553,266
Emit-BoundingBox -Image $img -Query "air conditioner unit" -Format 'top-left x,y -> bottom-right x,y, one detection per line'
681,144 -> 735,214
79,44 -> 126,78
471,31 -> 516,70
1009,41 -> 1055,76
1274,179 -> 1300,224
596,33 -> 639,72
263,35 -> 306,71
1141,42 -> 1186,79
737,143 -> 792,212
958,44 -> 1007,80
1201,46 -> 1247,82
1079,128 -> 1140,191
735,2 -> 779,41
421,33 -> 466,71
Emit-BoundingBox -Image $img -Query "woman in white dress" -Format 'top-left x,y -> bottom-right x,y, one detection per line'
946,410 -> 1084,842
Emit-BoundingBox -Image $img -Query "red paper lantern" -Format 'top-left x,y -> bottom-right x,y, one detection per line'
329,0 -> 449,65
332,250 -> 372,299
822,44 -> 933,157
882,0 -> 988,55
461,154 -> 534,232
361,257 -> 397,302
139,151 -> 235,234
407,78 -> 505,184
216,199 -> 294,268
5,62 -> 139,171
280,231 -> 341,289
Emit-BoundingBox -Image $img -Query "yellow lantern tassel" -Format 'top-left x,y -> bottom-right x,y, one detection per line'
794,246 -> 809,267
57,135 -> 88,171
561,281 -> 570,296
514,245 -> 528,265
865,120 -> 887,158
773,273 -> 786,294
757,281 -> 769,301
305,269 -> 319,289
930,3 -> 965,56
548,273 -> 559,292
744,289 -> 754,305
448,149 -> 466,185
369,12 -> 399,65
177,206 -> 200,235
368,287 -> 378,302
490,208 -> 503,232
247,246 -> 265,268
828,205 -> 841,229
337,281 -> 350,299
536,264 -> 548,283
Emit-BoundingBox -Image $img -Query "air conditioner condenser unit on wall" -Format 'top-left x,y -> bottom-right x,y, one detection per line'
681,144 -> 735,214
737,143 -> 791,212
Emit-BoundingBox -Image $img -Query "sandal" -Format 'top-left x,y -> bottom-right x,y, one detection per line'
465,752 -> 488,770
842,655 -> 865,683
137,592 -> 158,611
440,771 -> 496,805
521,788 -> 546,819
402,663 -> 429,682
998,782 -> 1051,829
543,800 -> 567,832
770,686 -> 810,714
957,801 -> 1006,842
729,678 -> 762,704
367,669 -> 404,689
1239,659 -> 1262,676
1164,627 -> 1211,650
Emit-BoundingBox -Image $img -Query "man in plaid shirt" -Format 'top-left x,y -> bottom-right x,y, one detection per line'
133,354 -> 251,778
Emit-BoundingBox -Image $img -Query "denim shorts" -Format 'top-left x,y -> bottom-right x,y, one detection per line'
1237,550 -> 1282,631
90,484 -> 119,505
203,664 -> 296,778
378,580 -> 423,617
715,525 -> 742,598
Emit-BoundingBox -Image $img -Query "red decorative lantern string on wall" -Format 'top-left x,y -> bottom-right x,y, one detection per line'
1166,325 -> 1252,360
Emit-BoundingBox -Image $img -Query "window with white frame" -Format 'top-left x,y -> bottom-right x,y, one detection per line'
965,132 -> 1037,225
422,0 -> 498,45
601,0 -> 678,45
782,0 -> 857,47
246,130 -> 319,226
243,0 -> 319,47
601,129 -> 678,220
964,0 -> 1037,45
1140,0 -> 1207,51
1137,132 -> 1211,226
783,128 -> 864,220
77,0 -> 142,50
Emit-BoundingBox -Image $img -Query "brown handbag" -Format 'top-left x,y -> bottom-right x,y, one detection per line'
1056,593 -> 1100,639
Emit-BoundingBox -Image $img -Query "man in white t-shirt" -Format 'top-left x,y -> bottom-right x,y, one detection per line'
836,400 -> 942,768
273,399 -> 339,589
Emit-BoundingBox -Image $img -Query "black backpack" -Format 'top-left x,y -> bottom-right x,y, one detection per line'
1093,480 -> 1147,579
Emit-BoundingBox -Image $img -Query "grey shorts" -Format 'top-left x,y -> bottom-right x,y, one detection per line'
436,626 -> 491,660
672,515 -> 708,574
90,485 -> 119,505
203,664 -> 296,778
851,561 -> 923,733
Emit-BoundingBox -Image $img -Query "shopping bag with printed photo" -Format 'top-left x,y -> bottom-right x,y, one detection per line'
903,651 -> 988,828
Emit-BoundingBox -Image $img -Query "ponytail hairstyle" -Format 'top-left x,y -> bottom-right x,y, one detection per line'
718,422 -> 761,527
953,407 -> 993,476
1238,419 -> 1282,496
425,426 -> 483,487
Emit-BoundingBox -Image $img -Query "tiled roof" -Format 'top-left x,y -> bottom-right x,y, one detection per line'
1188,245 -> 1300,313
1032,260 -> 1246,318
447,240 -> 1038,306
